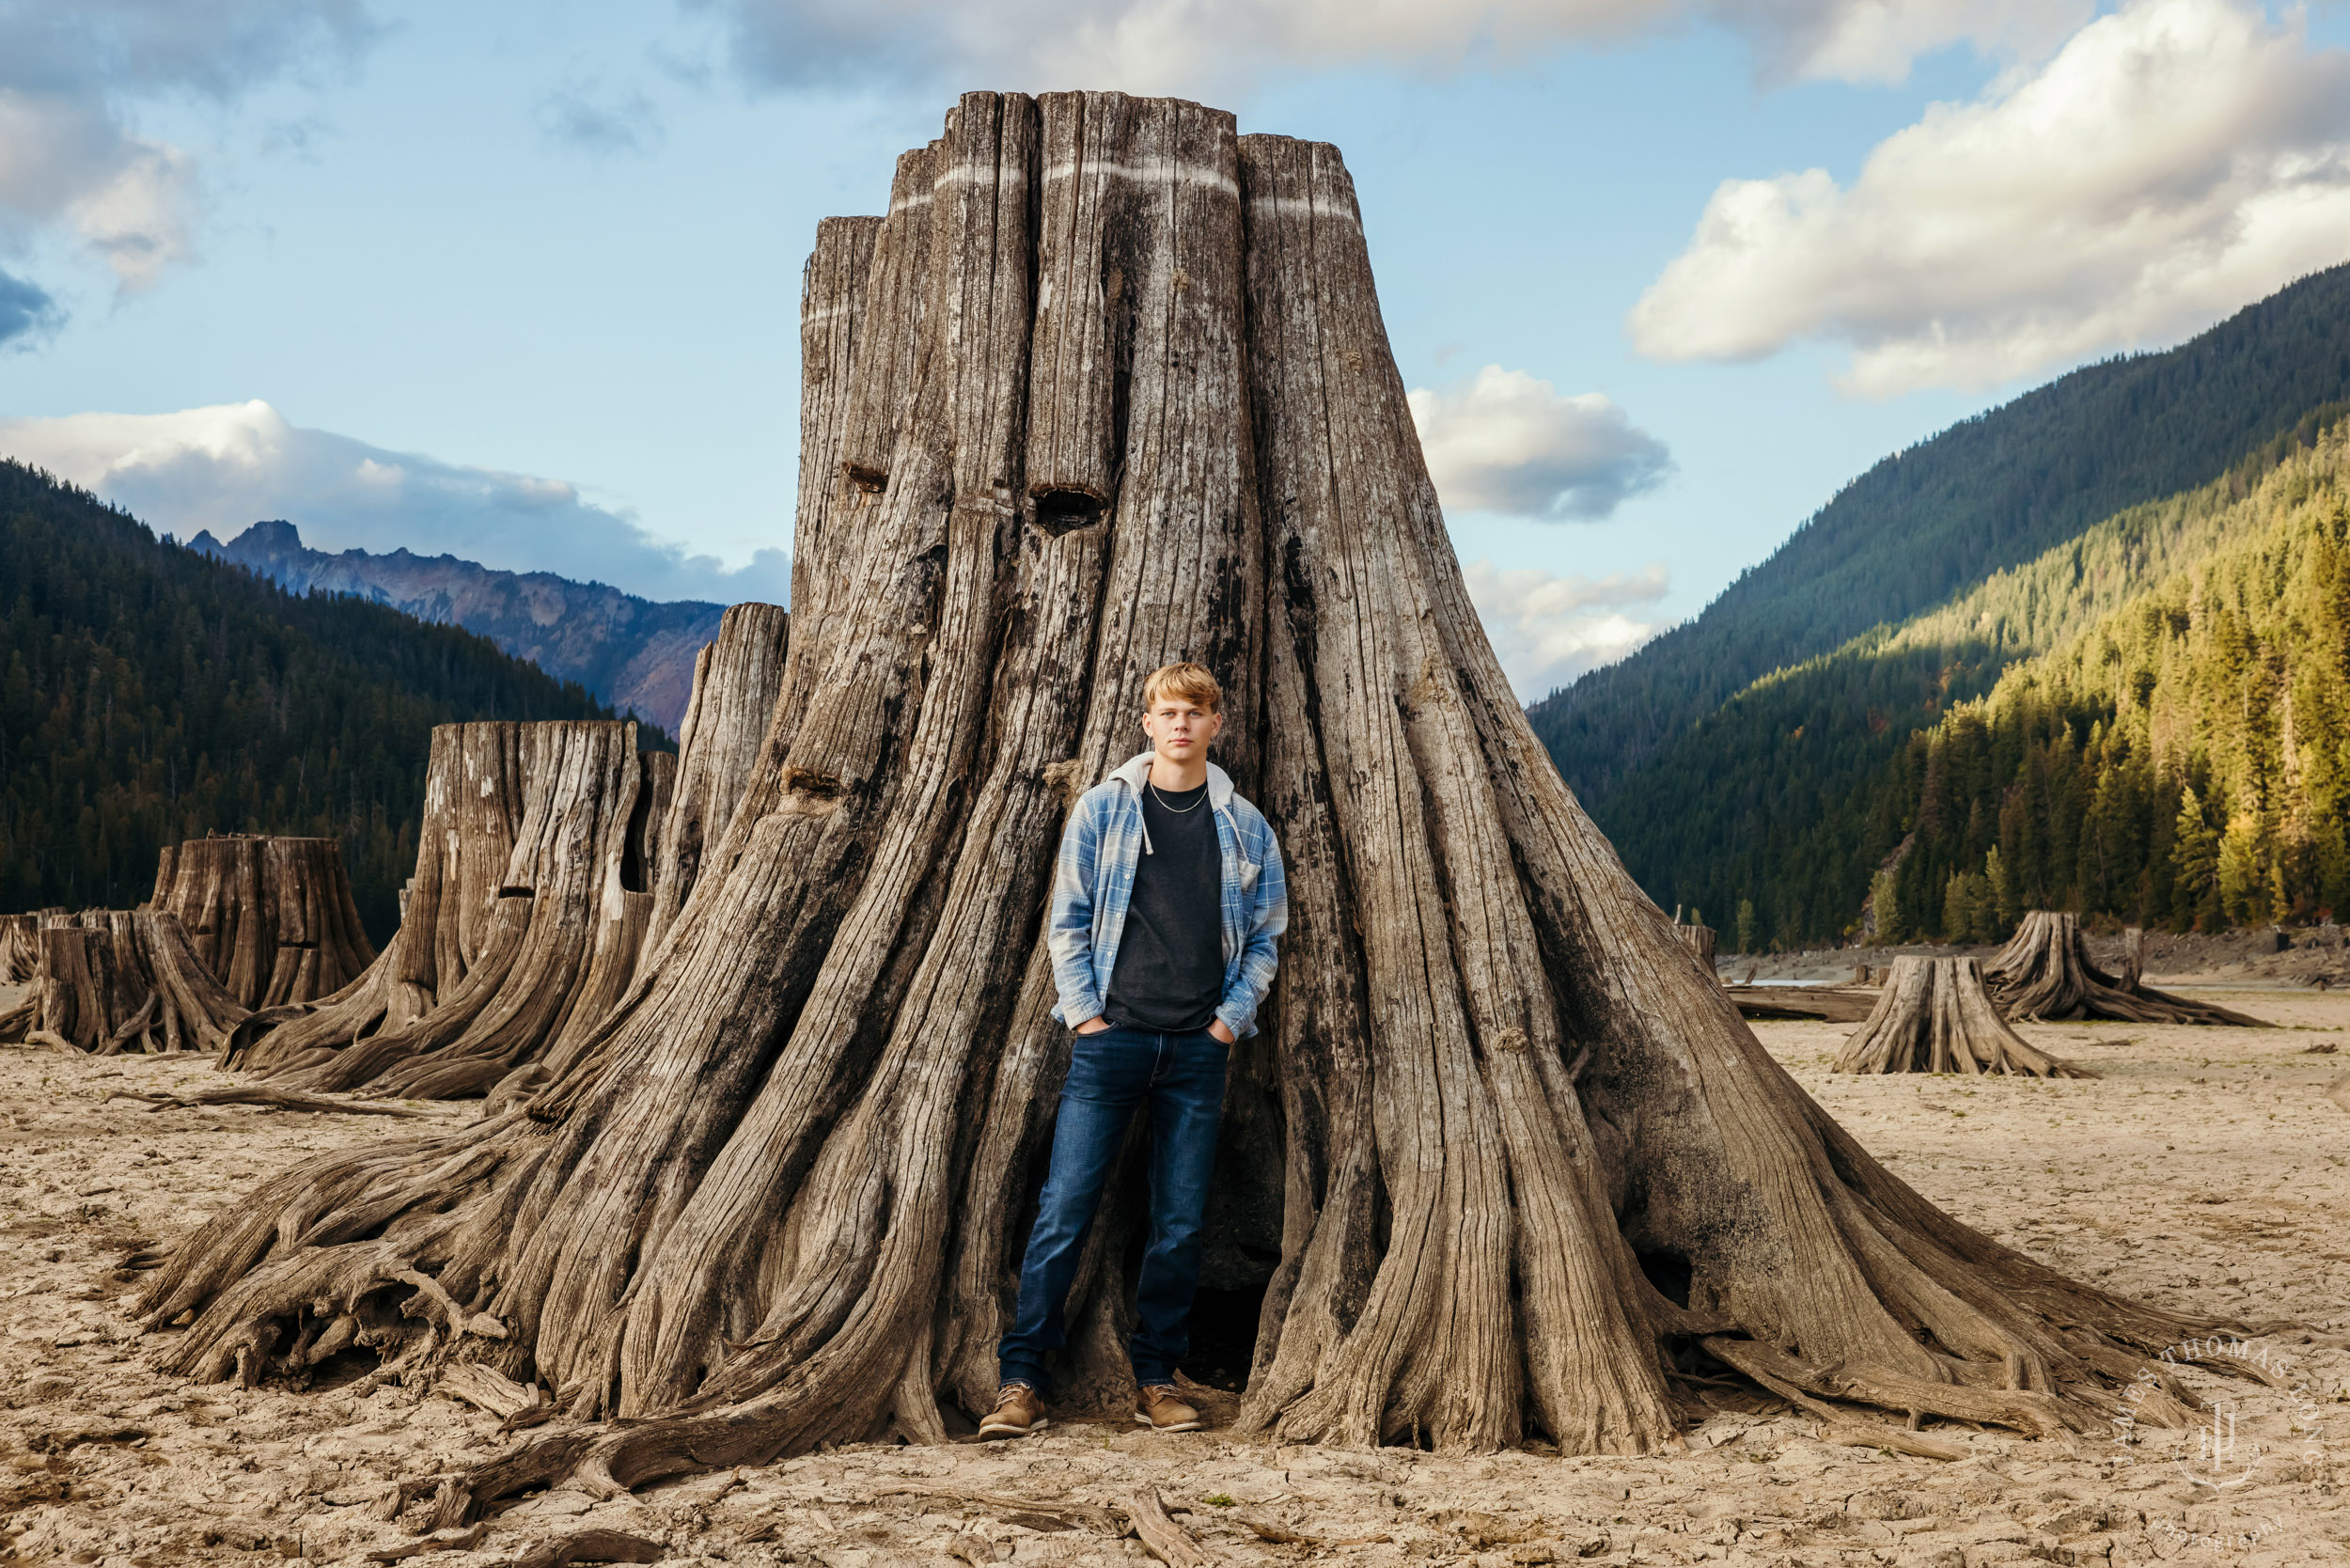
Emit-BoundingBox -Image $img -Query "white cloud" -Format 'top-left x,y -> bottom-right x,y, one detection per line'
1462,557 -> 1670,700
1782,0 -> 2087,85
1409,365 -> 1671,520
694,0 -> 2080,97
0,90 -> 196,290
1629,0 -> 2350,395
0,3 -> 373,293
0,400 -> 790,605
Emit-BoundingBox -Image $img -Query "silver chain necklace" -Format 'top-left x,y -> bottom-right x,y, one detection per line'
1148,779 -> 1207,813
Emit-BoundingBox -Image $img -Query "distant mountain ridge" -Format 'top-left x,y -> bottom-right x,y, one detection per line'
188,521 -> 723,731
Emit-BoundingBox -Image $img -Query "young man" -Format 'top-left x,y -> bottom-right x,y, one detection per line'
980,662 -> 1286,1439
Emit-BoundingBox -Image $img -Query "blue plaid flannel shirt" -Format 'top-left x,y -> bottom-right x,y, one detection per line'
1046,751 -> 1287,1039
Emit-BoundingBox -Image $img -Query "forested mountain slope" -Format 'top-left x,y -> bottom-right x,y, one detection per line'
1530,260 -> 2350,808
188,520 -> 722,731
1647,415 -> 2350,949
1868,418 -> 2350,946
1,462 -> 630,939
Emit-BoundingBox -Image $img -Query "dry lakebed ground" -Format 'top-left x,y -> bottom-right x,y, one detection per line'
4,978 -> 2346,1567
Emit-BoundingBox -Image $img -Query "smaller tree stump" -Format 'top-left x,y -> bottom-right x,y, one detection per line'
1836,955 -> 2092,1077
0,914 -> 39,984
0,909 -> 253,1053
1987,911 -> 2268,1026
1669,921 -> 1717,973
151,836 -> 378,1009
230,720 -> 675,1098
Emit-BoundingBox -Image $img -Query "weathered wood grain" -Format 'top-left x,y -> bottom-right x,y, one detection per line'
642,603 -> 790,957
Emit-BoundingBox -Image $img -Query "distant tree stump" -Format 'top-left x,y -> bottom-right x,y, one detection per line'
1988,911 -> 2268,1026
228,720 -> 674,1097
1835,955 -> 2092,1077
151,836 -> 377,1009
227,724 -> 531,1073
0,908 -> 254,1053
1669,922 -> 1717,972
0,914 -> 39,983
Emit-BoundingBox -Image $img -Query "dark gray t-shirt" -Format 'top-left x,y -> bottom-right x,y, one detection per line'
1102,780 -> 1223,1032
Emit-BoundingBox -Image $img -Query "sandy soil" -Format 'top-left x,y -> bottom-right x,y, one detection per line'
5,983 -> 2348,1568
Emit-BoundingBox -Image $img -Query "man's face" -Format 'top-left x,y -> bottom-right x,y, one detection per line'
1141,695 -> 1222,761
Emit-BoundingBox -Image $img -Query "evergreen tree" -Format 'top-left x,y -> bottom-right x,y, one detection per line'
2172,789 -> 2221,931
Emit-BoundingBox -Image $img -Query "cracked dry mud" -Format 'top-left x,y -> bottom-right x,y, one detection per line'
5,983 -> 2346,1567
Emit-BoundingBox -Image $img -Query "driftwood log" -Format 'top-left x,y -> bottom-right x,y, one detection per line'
130,94 -> 2225,1498
0,909 -> 252,1053
1988,911 -> 2269,1027
231,721 -> 672,1099
1835,956 -> 2092,1077
1722,983 -> 1878,1023
151,836 -> 377,1008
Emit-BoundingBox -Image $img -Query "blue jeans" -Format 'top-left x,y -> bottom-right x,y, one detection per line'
997,1023 -> 1228,1394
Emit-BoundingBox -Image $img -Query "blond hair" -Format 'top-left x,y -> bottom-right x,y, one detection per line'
1142,661 -> 1221,713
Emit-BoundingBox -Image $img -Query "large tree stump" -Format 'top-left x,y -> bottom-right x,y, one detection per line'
1835,956 -> 2092,1077
229,721 -> 670,1098
0,908 -> 254,1053
151,836 -> 377,1009
131,94 -> 2228,1496
1988,911 -> 2268,1026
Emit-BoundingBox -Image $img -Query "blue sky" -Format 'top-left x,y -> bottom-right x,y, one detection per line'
5,1 -> 2349,698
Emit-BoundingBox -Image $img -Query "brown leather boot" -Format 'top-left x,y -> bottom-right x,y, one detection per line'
1135,1383 -> 1205,1432
978,1382 -> 1048,1439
